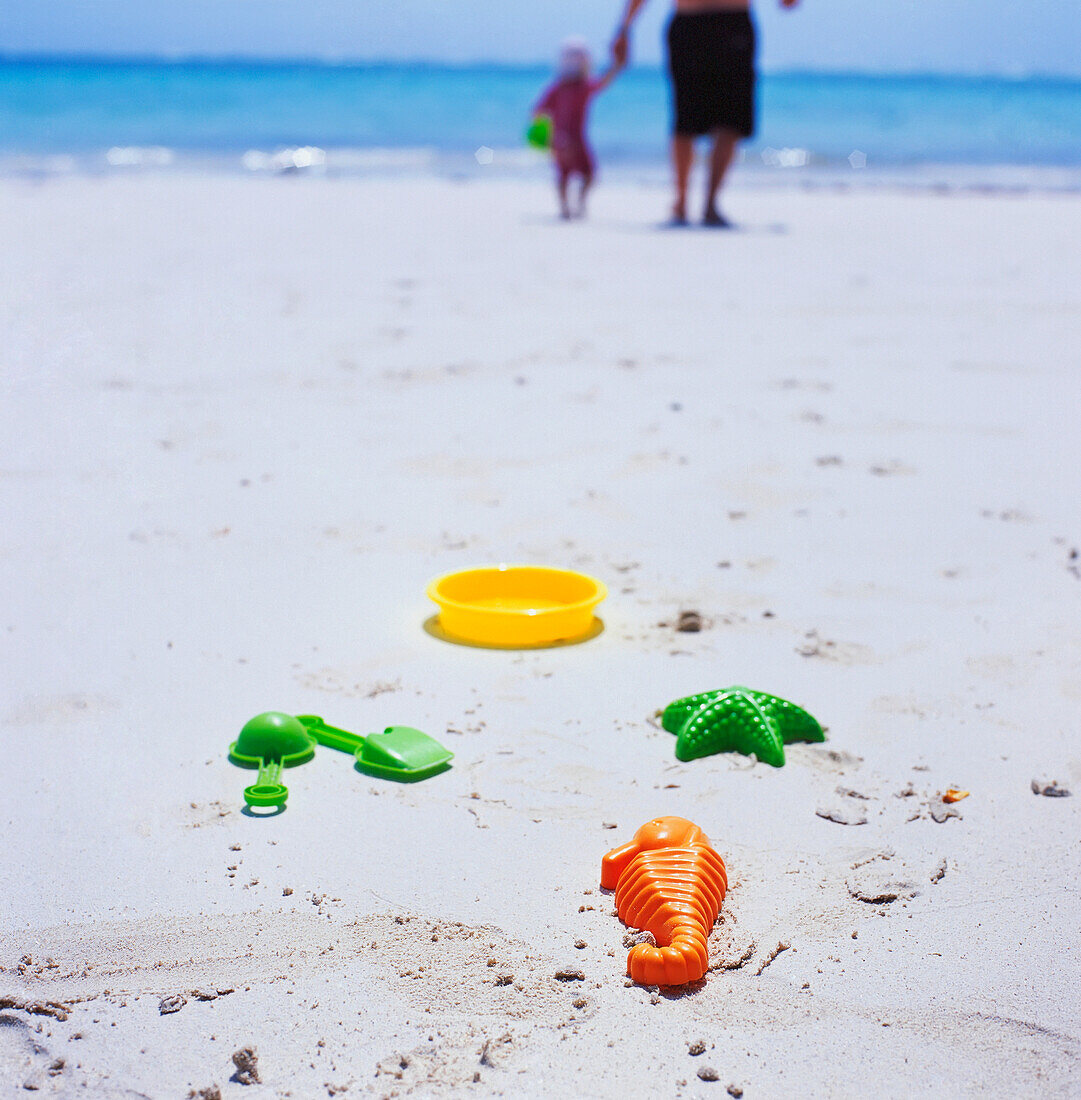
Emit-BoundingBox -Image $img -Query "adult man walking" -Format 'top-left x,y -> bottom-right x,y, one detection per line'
613,0 -> 800,226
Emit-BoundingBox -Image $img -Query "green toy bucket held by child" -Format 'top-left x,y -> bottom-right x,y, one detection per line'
526,114 -> 553,150
230,711 -> 453,811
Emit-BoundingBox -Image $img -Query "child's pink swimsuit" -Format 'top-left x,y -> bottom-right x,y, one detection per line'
536,77 -> 602,175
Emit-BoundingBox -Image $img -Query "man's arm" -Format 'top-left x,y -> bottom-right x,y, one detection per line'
612,0 -> 648,65
617,0 -> 649,34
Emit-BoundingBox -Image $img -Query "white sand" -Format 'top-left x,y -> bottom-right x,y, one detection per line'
1,173 -> 1079,1097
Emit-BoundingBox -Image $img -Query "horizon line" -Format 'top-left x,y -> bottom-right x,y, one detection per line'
1,51 -> 1079,84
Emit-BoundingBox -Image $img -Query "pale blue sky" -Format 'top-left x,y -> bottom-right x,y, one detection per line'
4,0 -> 1080,77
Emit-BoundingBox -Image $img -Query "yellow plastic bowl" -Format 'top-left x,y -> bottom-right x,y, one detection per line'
427,565 -> 607,648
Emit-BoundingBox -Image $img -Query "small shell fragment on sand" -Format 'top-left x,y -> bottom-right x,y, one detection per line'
816,805 -> 868,826
928,800 -> 962,823
942,788 -> 969,803
1032,779 -> 1071,798
676,610 -> 703,633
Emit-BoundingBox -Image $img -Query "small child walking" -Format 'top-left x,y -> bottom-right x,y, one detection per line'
532,37 -> 624,219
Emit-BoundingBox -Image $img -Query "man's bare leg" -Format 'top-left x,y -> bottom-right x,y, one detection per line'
671,135 -> 694,223
704,128 -> 740,226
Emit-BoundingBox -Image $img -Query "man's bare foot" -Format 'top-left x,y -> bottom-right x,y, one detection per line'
560,207 -> 572,220
703,207 -> 734,229
669,204 -> 689,227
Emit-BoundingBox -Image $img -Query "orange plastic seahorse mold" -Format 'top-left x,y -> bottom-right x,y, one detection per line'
601,816 -> 728,986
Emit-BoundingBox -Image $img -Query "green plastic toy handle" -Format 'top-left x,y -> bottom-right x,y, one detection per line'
296,715 -> 367,755
243,759 -> 289,808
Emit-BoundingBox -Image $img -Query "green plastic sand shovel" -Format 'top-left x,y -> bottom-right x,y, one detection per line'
297,715 -> 453,783
229,711 -> 316,810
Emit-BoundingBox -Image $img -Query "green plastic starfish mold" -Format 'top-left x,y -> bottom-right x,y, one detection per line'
661,686 -> 825,767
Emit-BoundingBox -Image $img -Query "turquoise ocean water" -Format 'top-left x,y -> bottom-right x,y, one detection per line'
3,57 -> 1081,184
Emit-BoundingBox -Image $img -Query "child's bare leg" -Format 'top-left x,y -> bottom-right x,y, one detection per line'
575,169 -> 594,218
671,136 -> 694,223
704,128 -> 740,226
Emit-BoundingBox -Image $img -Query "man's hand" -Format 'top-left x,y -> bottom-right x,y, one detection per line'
611,30 -> 630,67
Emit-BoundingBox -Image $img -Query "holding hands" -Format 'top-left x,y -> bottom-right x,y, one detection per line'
610,0 -> 797,72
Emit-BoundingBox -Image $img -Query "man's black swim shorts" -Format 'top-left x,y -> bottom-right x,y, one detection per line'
667,10 -> 757,138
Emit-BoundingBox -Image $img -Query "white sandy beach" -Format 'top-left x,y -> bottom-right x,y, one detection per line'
1,173 -> 1079,1097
